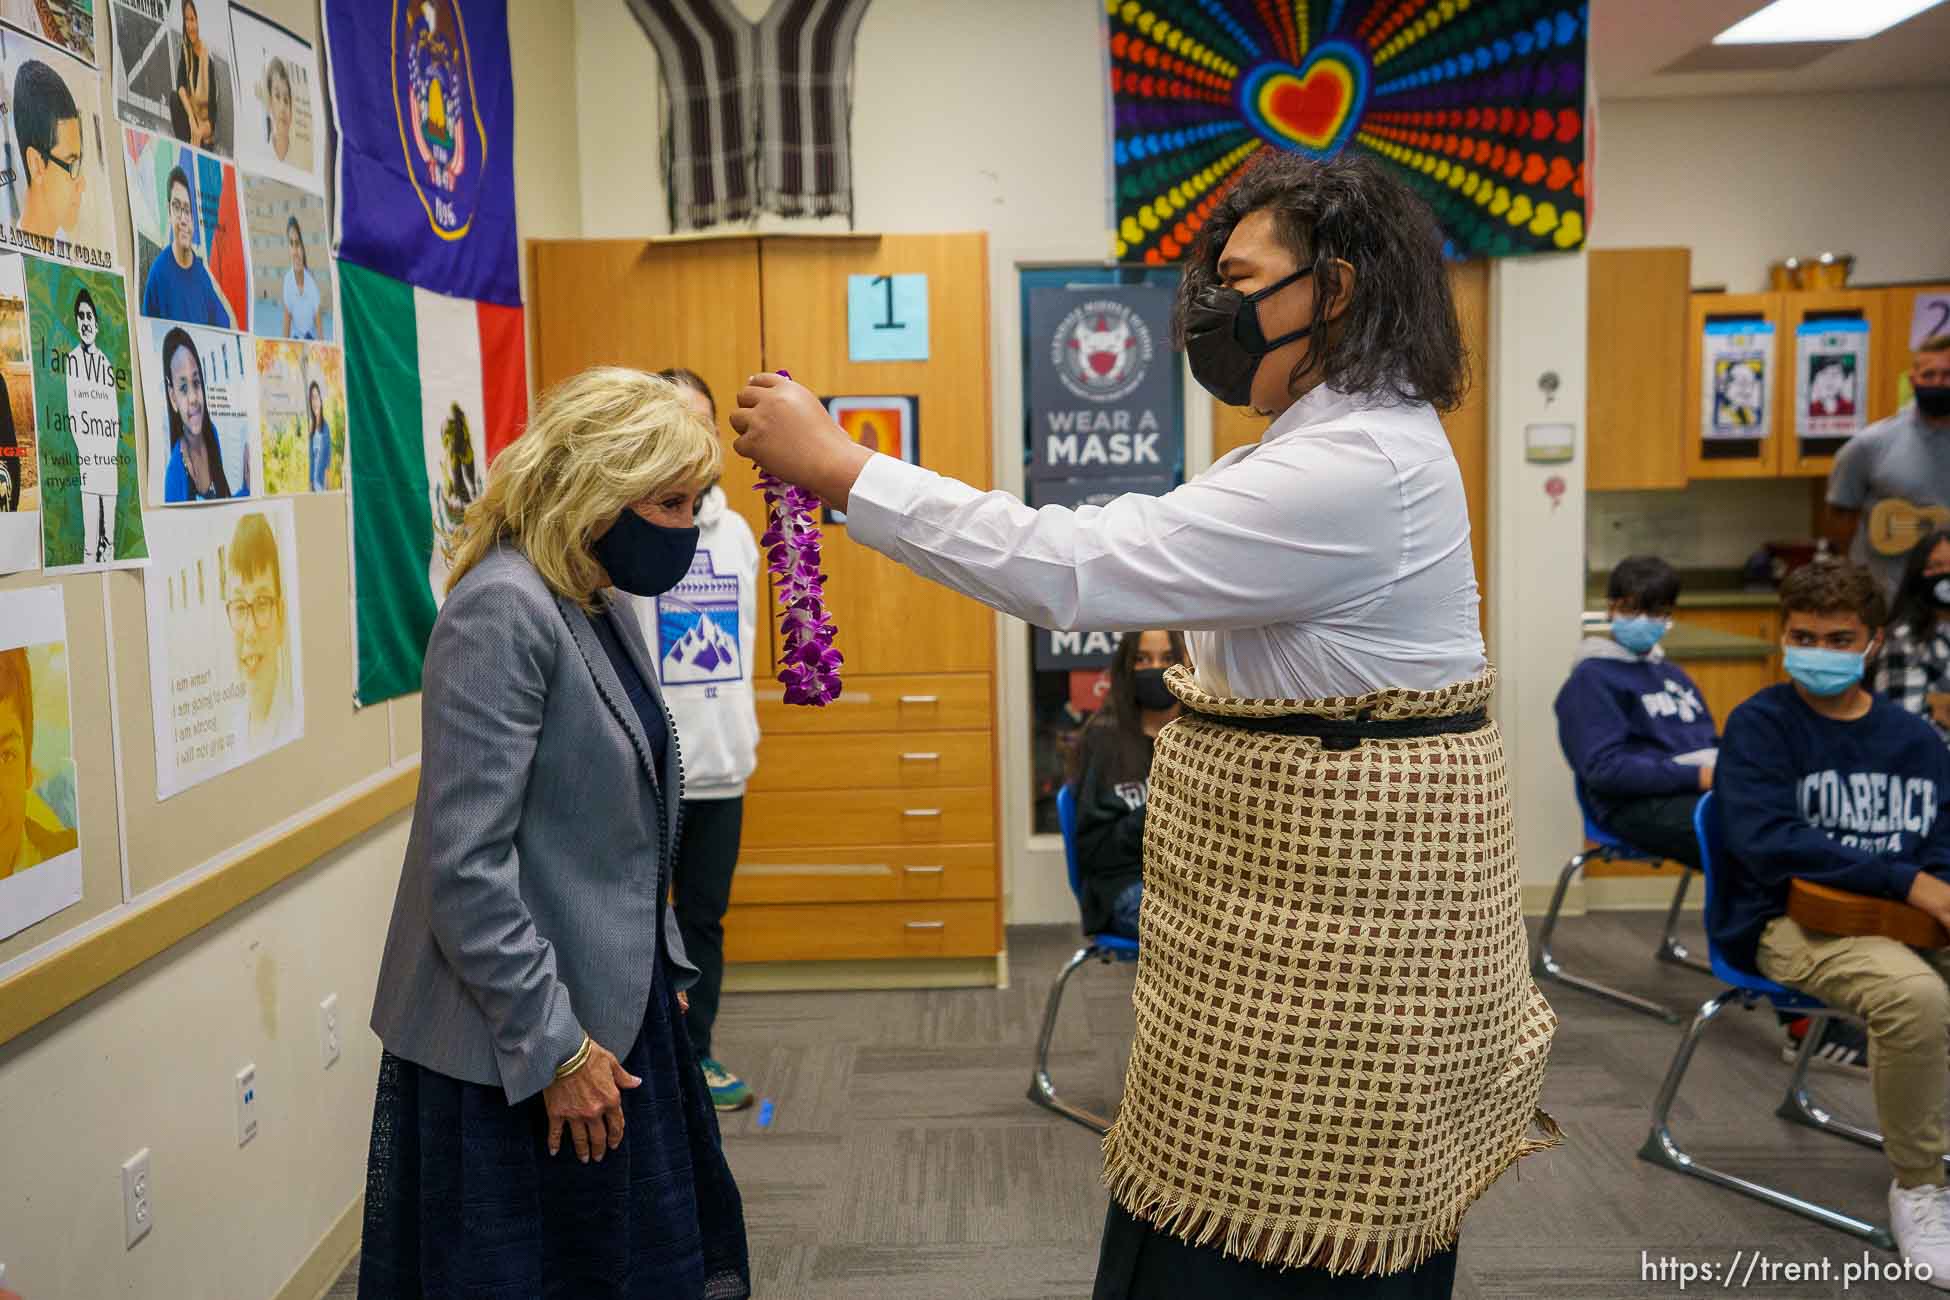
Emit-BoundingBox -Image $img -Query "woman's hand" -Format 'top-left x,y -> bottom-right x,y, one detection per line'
542,1040 -> 641,1163
730,373 -> 873,509
677,990 -> 689,1013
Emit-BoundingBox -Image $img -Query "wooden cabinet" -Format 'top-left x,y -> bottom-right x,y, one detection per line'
529,233 -> 1002,979
1670,605 -> 1781,729
1588,248 -> 1689,491
1879,282 -> 1950,415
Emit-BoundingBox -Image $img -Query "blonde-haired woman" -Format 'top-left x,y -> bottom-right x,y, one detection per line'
360,369 -> 750,1300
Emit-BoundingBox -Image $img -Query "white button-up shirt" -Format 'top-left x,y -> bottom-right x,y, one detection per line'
844,384 -> 1486,701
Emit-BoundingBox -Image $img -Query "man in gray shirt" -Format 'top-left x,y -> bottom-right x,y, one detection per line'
1826,334 -> 1950,597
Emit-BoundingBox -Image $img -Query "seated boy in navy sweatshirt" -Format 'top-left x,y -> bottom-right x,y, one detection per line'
1555,555 -> 1718,867
1714,562 -> 1950,1279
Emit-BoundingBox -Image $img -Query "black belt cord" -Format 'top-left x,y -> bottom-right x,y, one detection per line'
1181,706 -> 1490,750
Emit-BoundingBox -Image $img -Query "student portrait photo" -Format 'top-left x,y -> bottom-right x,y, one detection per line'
225,510 -> 297,751
0,642 -> 78,882
140,164 -> 233,327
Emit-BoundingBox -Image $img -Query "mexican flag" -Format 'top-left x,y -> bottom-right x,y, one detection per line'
341,262 -> 526,706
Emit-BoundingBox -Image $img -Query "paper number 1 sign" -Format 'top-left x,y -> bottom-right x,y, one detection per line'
848,274 -> 929,362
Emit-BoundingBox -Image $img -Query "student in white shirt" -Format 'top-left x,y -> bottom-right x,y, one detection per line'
733,153 -> 1554,1300
635,367 -> 763,1114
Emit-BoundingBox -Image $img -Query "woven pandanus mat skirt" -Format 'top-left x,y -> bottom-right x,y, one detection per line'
1100,666 -> 1560,1276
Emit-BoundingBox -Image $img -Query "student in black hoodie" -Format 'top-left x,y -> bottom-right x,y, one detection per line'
1067,629 -> 1185,939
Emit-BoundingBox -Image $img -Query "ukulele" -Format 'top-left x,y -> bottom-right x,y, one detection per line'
1789,878 -> 1949,948
1866,497 -> 1950,557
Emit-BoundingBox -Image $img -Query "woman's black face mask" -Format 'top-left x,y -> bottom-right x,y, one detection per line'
1182,264 -> 1315,407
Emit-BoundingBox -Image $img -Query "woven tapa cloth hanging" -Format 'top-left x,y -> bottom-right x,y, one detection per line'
627,0 -> 871,229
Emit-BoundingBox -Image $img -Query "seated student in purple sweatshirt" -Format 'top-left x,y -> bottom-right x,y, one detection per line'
1555,555 -> 1718,867
1714,562 -> 1950,1279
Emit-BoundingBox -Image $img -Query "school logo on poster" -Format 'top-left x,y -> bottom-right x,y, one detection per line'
1053,299 -> 1153,403
657,550 -> 741,686
395,0 -> 482,240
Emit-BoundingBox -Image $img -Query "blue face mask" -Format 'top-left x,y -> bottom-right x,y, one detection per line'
1611,615 -> 1668,656
1783,646 -> 1866,697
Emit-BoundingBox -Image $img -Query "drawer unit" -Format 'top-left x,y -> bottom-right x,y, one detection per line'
746,731 -> 992,792
742,786 -> 994,849
722,900 -> 1000,962
730,842 -> 996,904
756,672 -> 993,735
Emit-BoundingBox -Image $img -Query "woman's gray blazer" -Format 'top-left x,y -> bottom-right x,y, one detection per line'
369,544 -> 698,1104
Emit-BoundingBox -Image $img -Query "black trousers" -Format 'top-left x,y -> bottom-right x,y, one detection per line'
1093,1202 -> 1458,1299
1598,792 -> 1704,870
674,796 -> 743,1059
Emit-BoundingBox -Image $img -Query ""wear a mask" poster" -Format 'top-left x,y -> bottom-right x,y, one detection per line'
143,497 -> 303,798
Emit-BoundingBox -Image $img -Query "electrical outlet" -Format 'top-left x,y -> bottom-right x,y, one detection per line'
121,1147 -> 153,1248
235,1064 -> 258,1147
318,993 -> 341,1069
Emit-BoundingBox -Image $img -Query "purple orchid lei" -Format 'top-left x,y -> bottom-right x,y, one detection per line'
756,372 -> 842,705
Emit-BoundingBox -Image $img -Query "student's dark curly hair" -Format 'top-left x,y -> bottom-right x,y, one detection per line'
1781,561 -> 1887,630
1173,150 -> 1468,412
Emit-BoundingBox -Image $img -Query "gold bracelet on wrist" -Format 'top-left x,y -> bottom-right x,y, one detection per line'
554,1034 -> 593,1081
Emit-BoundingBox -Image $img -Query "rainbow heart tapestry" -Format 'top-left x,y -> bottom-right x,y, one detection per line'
1107,0 -> 1589,262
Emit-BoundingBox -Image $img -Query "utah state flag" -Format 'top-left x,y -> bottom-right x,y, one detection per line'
323,0 -> 521,306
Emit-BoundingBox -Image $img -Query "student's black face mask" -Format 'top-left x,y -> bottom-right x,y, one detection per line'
1132,667 -> 1176,712
1182,264 -> 1315,407
1916,385 -> 1950,420
594,509 -> 698,597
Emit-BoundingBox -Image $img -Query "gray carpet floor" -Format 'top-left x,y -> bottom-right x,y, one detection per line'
331,913 -> 1937,1298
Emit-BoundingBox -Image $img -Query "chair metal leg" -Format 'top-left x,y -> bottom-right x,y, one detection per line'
1773,1009 -> 1950,1176
1654,867 -> 1715,977
1027,945 -> 1113,1135
1639,993 -> 1897,1250
1533,849 -> 1685,1024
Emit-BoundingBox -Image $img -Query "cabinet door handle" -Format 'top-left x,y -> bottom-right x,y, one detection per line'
902,808 -> 942,818
904,920 -> 946,931
903,865 -> 946,875
899,694 -> 940,705
900,752 -> 940,762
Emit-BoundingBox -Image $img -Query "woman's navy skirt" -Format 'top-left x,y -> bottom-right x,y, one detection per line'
358,974 -> 748,1299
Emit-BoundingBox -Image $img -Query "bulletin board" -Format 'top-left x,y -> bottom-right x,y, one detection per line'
0,0 -> 418,1046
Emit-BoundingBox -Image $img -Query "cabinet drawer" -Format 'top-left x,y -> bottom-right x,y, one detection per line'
723,900 -> 999,962
730,842 -> 997,904
756,673 -> 992,734
743,786 -> 994,849
747,731 -> 992,792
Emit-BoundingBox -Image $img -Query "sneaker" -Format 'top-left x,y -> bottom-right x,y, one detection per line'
1889,1181 -> 1950,1290
700,1057 -> 754,1111
1782,1016 -> 1870,1075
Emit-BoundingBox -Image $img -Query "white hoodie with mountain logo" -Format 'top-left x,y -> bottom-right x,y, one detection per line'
631,485 -> 761,800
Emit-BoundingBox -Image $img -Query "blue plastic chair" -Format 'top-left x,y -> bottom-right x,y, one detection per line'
1636,791 -> 1928,1249
1026,784 -> 1140,1135
1532,783 -> 1714,1023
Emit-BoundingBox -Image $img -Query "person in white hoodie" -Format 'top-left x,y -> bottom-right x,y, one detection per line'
638,367 -> 762,1111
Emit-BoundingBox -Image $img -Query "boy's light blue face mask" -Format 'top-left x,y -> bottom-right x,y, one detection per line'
1782,645 -> 1866,697
1611,615 -> 1669,656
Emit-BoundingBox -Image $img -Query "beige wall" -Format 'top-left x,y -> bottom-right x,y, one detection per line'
1590,88 -> 1950,292
0,4 -> 582,1297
